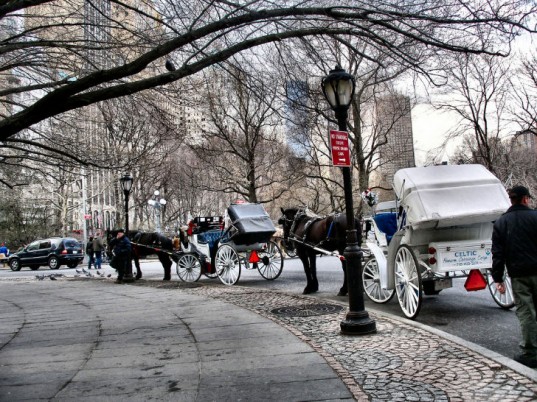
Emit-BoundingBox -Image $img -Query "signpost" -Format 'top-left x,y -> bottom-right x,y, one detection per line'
329,130 -> 351,167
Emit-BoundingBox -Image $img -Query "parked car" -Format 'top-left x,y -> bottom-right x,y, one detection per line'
9,237 -> 84,271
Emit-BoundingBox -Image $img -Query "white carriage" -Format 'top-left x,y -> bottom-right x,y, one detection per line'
177,203 -> 284,285
362,164 -> 515,319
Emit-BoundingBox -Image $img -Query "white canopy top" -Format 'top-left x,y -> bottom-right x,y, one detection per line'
393,164 -> 510,229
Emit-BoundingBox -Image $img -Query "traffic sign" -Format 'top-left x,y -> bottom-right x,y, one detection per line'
84,214 -> 92,220
329,130 -> 351,167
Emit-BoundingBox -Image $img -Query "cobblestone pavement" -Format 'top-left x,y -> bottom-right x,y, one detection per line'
165,284 -> 537,402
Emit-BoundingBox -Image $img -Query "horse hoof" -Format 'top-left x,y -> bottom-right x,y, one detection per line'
337,290 -> 348,297
163,277 -> 171,281
303,287 -> 318,295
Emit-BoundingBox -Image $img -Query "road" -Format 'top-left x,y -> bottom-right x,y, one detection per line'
0,255 -> 520,360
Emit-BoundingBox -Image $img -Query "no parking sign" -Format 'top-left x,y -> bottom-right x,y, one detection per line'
329,130 -> 351,167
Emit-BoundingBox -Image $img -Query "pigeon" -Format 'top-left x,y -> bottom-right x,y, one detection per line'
107,274 -> 112,278
96,270 -> 101,276
165,59 -> 176,72
82,268 -> 88,274
49,275 -> 57,280
35,274 -> 45,280
76,269 -> 82,273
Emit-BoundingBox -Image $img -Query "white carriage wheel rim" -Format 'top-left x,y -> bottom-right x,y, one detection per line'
394,246 -> 421,318
216,245 -> 240,285
257,241 -> 283,280
362,258 -> 394,303
176,254 -> 201,282
486,270 -> 515,308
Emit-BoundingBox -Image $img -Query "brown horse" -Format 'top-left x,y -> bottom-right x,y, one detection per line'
278,207 -> 359,296
106,230 -> 188,280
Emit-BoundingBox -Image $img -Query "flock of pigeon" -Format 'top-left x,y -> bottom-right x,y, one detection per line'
35,268 -> 112,281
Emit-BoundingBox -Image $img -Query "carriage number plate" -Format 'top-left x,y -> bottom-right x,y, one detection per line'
438,248 -> 492,271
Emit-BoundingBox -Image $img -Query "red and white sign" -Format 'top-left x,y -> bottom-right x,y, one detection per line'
84,214 -> 92,220
329,130 -> 351,167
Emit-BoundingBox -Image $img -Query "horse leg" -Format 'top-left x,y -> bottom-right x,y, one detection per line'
301,251 -> 318,294
338,259 -> 348,296
133,254 -> 142,280
309,251 -> 319,293
158,253 -> 172,280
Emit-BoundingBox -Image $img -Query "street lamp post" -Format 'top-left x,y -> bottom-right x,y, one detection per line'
322,65 -> 376,335
148,190 -> 166,233
119,173 -> 134,282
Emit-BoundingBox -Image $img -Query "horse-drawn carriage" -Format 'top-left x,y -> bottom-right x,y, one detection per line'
177,203 -> 284,285
362,164 -> 515,319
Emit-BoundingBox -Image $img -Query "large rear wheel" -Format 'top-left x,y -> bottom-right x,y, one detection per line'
257,241 -> 283,280
215,244 -> 241,285
486,270 -> 515,309
394,245 -> 422,319
362,258 -> 394,304
176,254 -> 202,282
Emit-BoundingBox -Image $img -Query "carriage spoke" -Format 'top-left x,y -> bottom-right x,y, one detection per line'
257,241 -> 283,280
394,246 -> 422,319
485,269 -> 515,309
215,244 -> 241,285
362,258 -> 394,304
176,254 -> 202,282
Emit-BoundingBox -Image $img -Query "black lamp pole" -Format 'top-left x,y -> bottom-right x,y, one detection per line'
119,173 -> 134,282
322,65 -> 376,335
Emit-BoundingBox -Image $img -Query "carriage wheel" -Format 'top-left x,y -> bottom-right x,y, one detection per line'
486,270 -> 515,309
362,258 -> 395,304
176,254 -> 202,282
215,244 -> 241,285
257,241 -> 284,280
394,245 -> 423,319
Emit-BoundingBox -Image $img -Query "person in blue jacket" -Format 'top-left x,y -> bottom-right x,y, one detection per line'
112,229 -> 132,284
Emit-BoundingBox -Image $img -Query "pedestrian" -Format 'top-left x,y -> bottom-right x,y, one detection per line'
112,229 -> 132,284
0,242 -> 9,267
92,235 -> 104,270
86,236 -> 95,269
491,185 -> 537,368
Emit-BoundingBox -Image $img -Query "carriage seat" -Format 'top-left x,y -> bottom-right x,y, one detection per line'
197,229 -> 223,250
373,212 -> 398,244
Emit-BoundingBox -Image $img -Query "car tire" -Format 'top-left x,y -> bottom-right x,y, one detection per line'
48,256 -> 60,270
10,259 -> 21,271
30,265 -> 40,271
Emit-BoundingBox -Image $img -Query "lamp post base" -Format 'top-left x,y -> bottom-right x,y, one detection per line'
340,310 -> 377,335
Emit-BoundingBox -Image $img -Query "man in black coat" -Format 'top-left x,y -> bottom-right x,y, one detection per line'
112,229 -> 132,284
492,185 -> 537,368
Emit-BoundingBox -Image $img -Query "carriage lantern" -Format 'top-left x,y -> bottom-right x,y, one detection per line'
119,172 -> 134,281
322,65 -> 376,335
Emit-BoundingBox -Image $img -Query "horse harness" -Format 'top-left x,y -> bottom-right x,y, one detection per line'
287,210 -> 341,249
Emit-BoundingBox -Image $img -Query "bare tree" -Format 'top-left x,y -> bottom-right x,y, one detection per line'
432,54 -> 513,174
510,51 -> 537,134
1,0 -> 533,140
188,64 -> 300,204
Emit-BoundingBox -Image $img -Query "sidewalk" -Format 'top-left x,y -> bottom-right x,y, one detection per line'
0,276 -> 536,401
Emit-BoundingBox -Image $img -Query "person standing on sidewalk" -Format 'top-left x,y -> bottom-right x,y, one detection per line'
0,242 -> 9,267
491,185 -> 537,368
86,236 -> 95,270
92,235 -> 104,270
112,229 -> 131,284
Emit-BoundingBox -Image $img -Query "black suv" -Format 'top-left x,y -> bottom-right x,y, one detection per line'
9,237 -> 84,271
